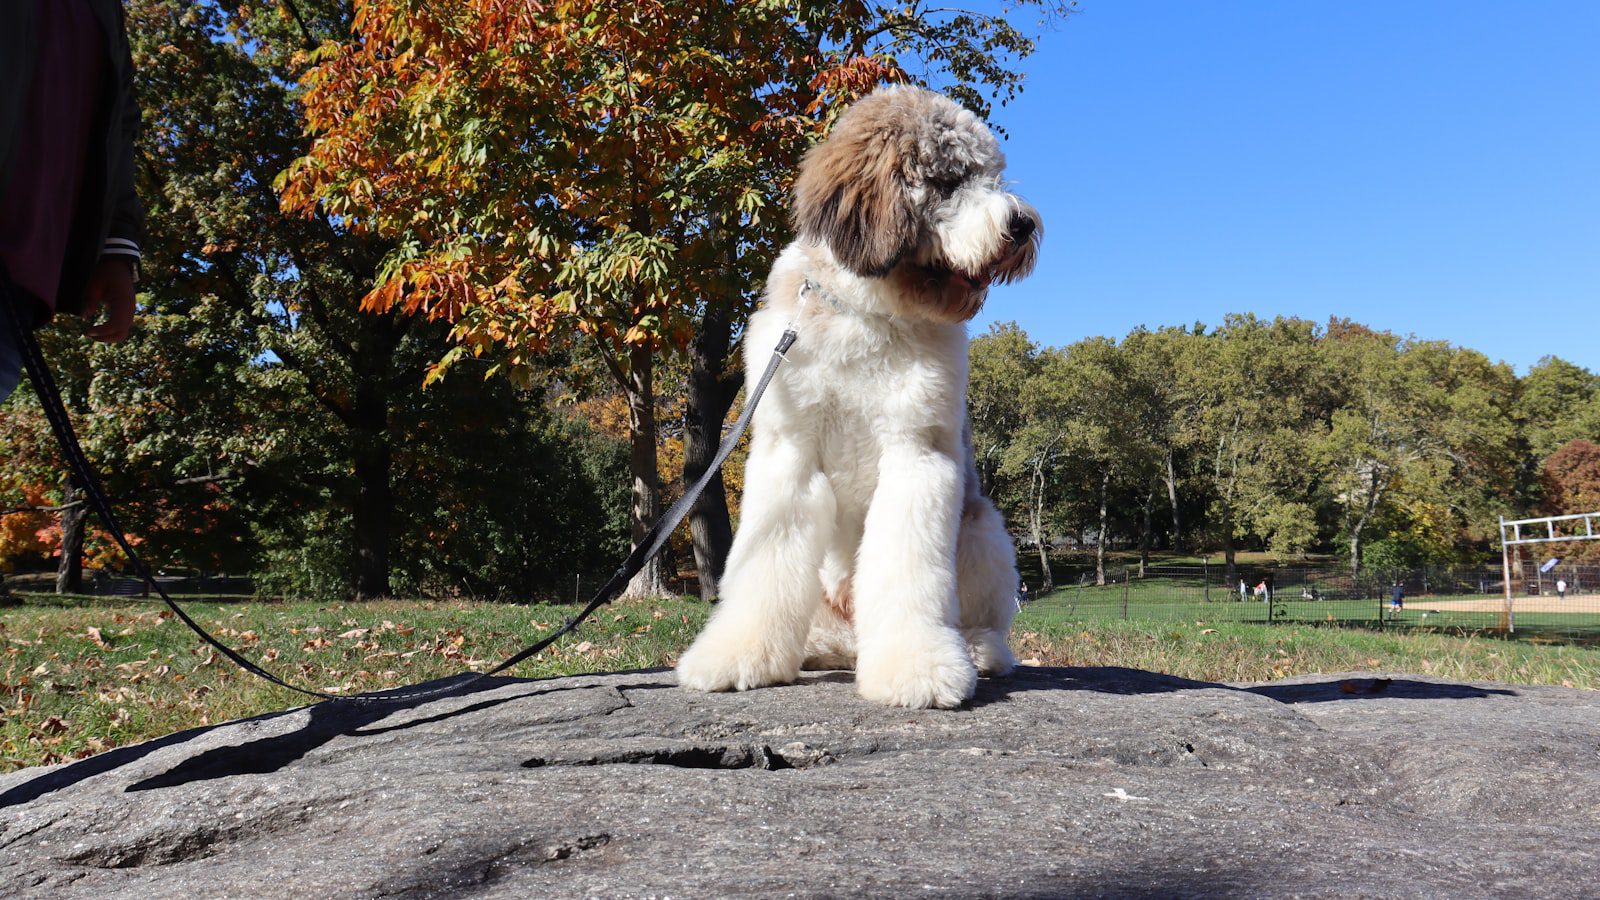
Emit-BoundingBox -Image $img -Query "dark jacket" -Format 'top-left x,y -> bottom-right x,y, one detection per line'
0,0 -> 144,319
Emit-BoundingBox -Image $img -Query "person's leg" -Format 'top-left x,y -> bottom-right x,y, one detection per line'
0,266 -> 43,402
0,295 -> 25,402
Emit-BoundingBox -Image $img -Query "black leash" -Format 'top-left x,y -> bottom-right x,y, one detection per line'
5,291 -> 800,705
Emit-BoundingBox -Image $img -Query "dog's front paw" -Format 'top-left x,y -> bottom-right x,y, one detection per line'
967,628 -> 1017,677
676,627 -> 801,694
855,628 -> 978,709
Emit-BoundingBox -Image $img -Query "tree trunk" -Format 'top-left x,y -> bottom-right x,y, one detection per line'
683,301 -> 741,600
351,433 -> 391,599
1137,482 -> 1155,578
1164,450 -> 1182,552
1030,459 -> 1053,592
351,325 -> 394,600
1094,469 -> 1109,586
55,482 -> 86,595
1348,466 -> 1383,579
1222,531 -> 1237,593
624,345 -> 671,599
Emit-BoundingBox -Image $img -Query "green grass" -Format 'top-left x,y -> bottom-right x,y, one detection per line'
1008,612 -> 1600,690
1025,579 -> 1600,639
3,592 -> 1598,773
1,594 -> 710,772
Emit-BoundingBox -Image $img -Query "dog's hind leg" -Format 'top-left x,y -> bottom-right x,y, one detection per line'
802,557 -> 858,670
677,432 -> 834,693
956,495 -> 1019,677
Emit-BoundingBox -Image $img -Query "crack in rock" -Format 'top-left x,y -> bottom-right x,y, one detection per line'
522,740 -> 841,771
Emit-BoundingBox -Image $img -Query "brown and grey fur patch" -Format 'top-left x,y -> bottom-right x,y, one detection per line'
789,85 -> 1040,324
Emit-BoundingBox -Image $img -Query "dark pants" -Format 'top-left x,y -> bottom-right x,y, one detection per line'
0,269 -> 39,402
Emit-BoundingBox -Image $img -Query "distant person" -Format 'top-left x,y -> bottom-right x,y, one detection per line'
1,0 -> 145,403
1238,578 -> 1247,602
1390,581 -> 1405,613
1017,581 -> 1030,605
1555,578 -> 1567,600
1253,580 -> 1268,603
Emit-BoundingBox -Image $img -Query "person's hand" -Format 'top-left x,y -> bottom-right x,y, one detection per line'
83,258 -> 137,343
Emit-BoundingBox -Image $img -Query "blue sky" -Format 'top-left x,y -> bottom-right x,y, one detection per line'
968,1 -> 1600,373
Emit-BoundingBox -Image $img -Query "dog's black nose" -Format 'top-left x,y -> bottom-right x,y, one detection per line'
1008,214 -> 1036,242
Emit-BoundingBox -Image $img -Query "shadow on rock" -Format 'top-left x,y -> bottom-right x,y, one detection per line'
973,665 -> 1227,706
0,713 -> 288,809
976,666 -> 1518,707
123,674 -> 553,792
0,674 -> 541,807
1244,677 -> 1517,704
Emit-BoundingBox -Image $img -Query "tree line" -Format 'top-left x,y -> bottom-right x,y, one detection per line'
969,318 -> 1600,589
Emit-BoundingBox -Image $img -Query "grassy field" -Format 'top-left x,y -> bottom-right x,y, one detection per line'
3,592 -> 1599,773
1027,579 -> 1600,639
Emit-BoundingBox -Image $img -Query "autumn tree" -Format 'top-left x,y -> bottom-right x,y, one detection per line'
282,0 -> 1073,598
4,0 -> 631,601
1517,356 -> 1600,515
1542,440 -> 1600,514
1537,439 -> 1600,561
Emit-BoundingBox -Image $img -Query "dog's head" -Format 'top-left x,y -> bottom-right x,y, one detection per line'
791,85 -> 1042,322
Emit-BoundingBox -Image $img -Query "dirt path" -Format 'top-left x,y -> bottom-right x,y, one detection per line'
1400,594 -> 1599,614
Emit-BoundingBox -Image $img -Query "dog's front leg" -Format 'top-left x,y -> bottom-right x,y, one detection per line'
852,439 -> 978,709
676,431 -> 833,693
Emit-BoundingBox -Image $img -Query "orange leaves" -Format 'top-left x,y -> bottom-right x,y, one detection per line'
281,1 -> 867,380
807,54 -> 906,112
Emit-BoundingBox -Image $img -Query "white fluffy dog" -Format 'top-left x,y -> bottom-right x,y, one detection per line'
675,86 -> 1042,709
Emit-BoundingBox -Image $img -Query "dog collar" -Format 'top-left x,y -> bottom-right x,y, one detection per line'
801,277 -> 849,315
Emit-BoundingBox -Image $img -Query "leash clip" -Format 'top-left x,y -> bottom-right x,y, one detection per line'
777,280 -> 814,357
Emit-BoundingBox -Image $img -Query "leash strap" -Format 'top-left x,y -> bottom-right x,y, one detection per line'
4,289 -> 796,705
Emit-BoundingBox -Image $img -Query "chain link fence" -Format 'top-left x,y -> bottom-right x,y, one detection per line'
3,570 -> 702,603
1022,562 -> 1600,640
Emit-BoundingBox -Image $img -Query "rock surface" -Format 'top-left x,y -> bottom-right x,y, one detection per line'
2,666 -> 1598,898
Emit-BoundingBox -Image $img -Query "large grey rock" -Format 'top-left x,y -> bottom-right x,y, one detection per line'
2,666 -> 1597,898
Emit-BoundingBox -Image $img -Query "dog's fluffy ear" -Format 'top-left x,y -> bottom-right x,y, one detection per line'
791,110 -> 919,277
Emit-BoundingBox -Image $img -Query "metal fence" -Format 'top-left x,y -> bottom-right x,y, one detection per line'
4,570 -> 701,603
0,571 -> 258,598
1022,562 -> 1600,641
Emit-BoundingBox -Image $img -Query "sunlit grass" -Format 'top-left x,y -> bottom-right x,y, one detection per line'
1,594 -> 709,772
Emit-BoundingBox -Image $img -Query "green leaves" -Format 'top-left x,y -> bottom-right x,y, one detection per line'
968,314 -> 1555,574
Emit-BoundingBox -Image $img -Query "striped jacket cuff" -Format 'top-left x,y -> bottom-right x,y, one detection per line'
100,238 -> 142,282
